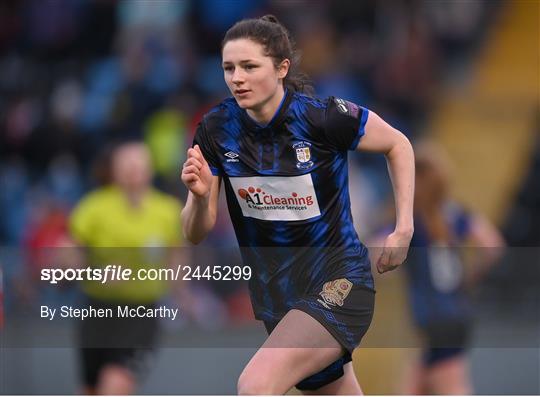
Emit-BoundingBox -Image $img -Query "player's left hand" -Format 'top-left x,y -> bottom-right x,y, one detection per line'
376,231 -> 412,274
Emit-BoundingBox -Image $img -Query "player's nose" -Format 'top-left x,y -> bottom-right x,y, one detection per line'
231,69 -> 245,84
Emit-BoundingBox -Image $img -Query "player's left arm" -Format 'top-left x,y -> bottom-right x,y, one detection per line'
356,111 -> 415,273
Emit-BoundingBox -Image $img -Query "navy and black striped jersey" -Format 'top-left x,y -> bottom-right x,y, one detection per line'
194,90 -> 374,321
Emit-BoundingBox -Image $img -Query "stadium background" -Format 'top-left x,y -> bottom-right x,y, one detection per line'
0,0 -> 538,394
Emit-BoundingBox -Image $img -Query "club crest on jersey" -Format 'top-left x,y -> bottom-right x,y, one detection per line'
293,141 -> 313,170
317,279 -> 353,309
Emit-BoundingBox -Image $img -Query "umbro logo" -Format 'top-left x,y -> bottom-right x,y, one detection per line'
224,151 -> 239,162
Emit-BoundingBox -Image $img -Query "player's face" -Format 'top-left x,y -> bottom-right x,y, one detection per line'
112,143 -> 152,191
222,38 -> 288,113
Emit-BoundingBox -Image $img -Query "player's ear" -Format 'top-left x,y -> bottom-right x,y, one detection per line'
277,59 -> 290,80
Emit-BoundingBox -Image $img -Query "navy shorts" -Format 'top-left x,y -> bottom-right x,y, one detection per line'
422,319 -> 470,366
264,280 -> 375,390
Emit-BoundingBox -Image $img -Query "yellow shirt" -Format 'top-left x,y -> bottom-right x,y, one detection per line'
70,186 -> 182,303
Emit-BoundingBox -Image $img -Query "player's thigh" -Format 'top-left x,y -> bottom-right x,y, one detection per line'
300,362 -> 362,395
97,364 -> 136,395
239,309 -> 345,394
263,309 -> 343,350
426,354 -> 472,395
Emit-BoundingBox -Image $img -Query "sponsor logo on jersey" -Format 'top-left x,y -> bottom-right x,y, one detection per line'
317,278 -> 353,309
224,151 -> 240,162
292,141 -> 314,170
229,174 -> 321,221
334,98 -> 360,118
334,98 -> 349,114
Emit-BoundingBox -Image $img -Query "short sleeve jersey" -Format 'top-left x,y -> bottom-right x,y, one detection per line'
70,186 -> 182,303
194,91 -> 373,321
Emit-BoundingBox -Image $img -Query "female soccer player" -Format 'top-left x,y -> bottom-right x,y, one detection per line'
402,143 -> 504,395
181,15 -> 414,395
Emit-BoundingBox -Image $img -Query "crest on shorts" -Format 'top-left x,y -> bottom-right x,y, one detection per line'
292,141 -> 313,170
317,278 -> 353,309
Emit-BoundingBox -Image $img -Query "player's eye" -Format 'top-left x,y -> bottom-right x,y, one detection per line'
244,64 -> 257,70
223,66 -> 234,72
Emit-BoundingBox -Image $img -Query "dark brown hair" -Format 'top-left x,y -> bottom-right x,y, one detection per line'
222,15 -> 314,95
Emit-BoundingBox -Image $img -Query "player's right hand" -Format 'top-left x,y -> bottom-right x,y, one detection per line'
181,145 -> 213,198
375,231 -> 411,274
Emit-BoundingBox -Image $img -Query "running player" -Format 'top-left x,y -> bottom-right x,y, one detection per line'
402,142 -> 504,394
181,16 -> 415,395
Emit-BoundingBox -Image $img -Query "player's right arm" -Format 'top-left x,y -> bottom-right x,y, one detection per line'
181,145 -> 220,244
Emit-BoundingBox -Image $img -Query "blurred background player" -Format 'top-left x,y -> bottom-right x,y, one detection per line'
401,142 -> 505,395
69,141 -> 183,395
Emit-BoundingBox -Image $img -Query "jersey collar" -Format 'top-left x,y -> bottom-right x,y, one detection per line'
240,89 -> 292,132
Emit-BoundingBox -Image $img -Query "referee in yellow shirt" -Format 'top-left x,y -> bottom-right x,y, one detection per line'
70,141 -> 182,395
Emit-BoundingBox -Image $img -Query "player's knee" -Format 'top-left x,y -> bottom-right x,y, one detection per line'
237,371 -> 278,395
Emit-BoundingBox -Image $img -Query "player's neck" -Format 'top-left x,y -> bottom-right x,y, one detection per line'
247,86 -> 285,125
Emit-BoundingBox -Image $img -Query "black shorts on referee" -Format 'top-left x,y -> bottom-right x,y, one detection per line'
78,296 -> 159,388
